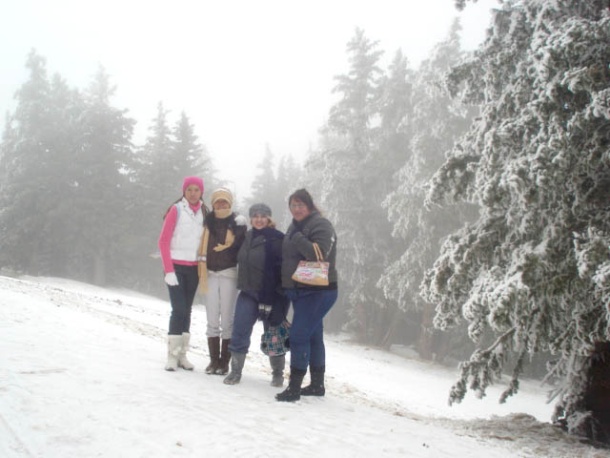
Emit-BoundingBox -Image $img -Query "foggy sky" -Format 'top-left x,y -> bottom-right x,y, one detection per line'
0,0 -> 498,201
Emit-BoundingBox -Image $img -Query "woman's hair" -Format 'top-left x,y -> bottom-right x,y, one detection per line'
163,197 -> 208,221
251,216 -> 277,229
162,197 -> 183,220
288,188 -> 319,213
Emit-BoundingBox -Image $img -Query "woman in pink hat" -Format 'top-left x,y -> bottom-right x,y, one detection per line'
158,176 -> 208,371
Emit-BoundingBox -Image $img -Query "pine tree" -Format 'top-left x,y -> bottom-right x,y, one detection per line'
40,72 -> 87,278
137,102 -> 176,212
248,144 -> 276,207
173,111 -> 216,191
0,56 -> 137,286
137,104 -> 215,210
246,145 -> 300,225
73,66 -> 136,285
0,51 -> 80,275
379,21 -> 478,358
275,154 -> 303,227
313,28 -> 398,342
421,0 -> 610,438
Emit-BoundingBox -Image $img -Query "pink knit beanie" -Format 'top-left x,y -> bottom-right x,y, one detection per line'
182,176 -> 204,193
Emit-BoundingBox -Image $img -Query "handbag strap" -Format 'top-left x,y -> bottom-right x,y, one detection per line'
312,243 -> 324,261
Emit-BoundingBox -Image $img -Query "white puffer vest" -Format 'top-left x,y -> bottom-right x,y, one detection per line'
170,198 -> 204,262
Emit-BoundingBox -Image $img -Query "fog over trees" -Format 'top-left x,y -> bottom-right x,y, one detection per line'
1,0 -> 609,443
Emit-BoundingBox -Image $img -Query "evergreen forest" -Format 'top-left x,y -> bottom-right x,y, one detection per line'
1,0 -> 609,442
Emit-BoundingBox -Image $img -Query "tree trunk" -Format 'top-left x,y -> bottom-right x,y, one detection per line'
417,303 -> 434,360
584,341 -> 610,443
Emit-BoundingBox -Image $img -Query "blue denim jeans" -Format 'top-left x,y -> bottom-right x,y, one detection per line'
286,289 -> 338,371
167,264 -> 199,335
229,292 -> 260,354
230,291 -> 290,354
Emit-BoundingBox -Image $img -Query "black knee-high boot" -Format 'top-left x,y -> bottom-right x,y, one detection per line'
301,365 -> 325,396
275,367 -> 306,402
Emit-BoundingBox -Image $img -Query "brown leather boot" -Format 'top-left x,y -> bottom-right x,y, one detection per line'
215,339 -> 231,375
205,337 -> 220,374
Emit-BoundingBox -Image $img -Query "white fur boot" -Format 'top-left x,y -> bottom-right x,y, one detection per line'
165,335 -> 182,371
178,333 -> 195,371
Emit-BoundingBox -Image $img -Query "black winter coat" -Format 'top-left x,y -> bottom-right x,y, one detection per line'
204,212 -> 246,272
237,227 -> 285,305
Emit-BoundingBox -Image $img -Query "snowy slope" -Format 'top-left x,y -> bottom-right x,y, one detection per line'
0,275 -> 604,457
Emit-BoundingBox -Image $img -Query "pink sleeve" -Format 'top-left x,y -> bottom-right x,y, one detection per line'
158,206 -> 178,273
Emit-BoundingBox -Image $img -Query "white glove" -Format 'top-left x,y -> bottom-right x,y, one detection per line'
164,272 -> 179,286
235,214 -> 247,226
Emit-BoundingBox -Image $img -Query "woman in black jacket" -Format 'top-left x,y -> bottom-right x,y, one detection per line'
223,203 -> 289,386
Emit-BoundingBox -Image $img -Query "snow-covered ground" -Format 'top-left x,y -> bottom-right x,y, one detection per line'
0,275 -> 605,457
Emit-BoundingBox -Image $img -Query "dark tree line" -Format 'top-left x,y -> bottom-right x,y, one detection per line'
0,51 -> 216,295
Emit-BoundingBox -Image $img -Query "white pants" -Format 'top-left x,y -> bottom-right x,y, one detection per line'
204,268 -> 238,339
